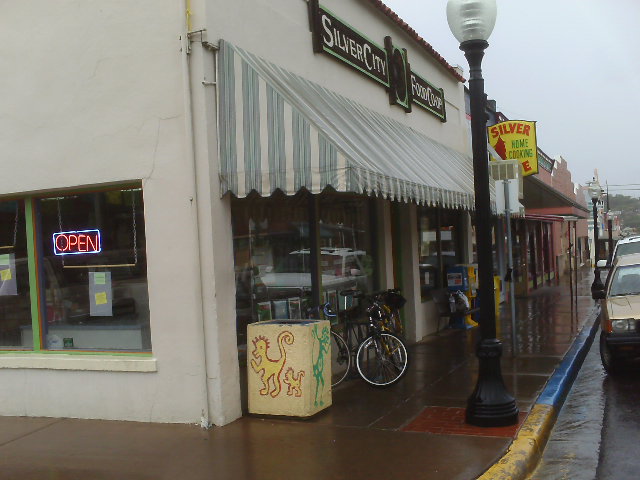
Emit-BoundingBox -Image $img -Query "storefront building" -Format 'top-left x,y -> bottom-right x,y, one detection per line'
0,1 -> 485,426
481,106 -> 589,296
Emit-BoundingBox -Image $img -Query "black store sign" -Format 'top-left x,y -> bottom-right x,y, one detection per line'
309,1 -> 446,122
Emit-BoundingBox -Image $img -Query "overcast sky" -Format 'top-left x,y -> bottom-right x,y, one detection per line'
382,0 -> 640,197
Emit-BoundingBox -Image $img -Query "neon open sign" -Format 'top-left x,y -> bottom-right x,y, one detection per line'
53,229 -> 101,256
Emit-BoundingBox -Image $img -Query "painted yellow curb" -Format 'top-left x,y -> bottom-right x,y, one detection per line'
477,404 -> 556,480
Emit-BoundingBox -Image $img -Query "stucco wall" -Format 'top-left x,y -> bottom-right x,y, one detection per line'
0,1 -> 211,423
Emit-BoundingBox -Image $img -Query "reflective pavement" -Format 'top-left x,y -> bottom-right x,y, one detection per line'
531,330 -> 604,480
0,268 -> 597,480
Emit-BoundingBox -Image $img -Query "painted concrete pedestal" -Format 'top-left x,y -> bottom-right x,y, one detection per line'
247,320 -> 331,417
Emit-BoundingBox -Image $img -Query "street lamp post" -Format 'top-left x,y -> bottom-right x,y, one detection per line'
606,184 -> 614,264
446,0 -> 518,427
589,179 -> 604,293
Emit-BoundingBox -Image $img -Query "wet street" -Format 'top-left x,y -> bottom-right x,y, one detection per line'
532,325 -> 640,480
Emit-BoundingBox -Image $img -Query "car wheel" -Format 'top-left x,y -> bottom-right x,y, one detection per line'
600,331 -> 623,375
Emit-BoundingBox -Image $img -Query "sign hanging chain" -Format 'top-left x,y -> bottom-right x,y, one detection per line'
12,204 -> 19,247
132,190 -> 138,265
57,198 -> 65,266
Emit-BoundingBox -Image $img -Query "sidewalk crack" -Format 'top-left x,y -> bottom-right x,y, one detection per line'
0,419 -> 66,449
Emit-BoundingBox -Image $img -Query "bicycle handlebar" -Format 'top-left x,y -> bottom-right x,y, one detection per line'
306,302 -> 337,320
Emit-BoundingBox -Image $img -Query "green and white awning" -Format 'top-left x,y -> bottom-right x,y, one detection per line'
218,40 -> 476,209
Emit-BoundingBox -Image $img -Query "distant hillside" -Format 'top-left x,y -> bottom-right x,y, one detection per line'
610,194 -> 640,232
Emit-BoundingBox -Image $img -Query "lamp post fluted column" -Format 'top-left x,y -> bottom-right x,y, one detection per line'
588,179 -> 604,294
461,39 -> 519,427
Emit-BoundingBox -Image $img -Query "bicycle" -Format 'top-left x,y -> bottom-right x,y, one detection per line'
371,288 -> 406,337
307,290 -> 409,388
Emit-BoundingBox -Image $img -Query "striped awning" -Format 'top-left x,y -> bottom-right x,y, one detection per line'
218,40 -> 476,209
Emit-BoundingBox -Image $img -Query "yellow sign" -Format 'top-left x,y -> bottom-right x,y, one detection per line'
95,292 -> 108,305
488,120 -> 538,176
0,268 -> 11,281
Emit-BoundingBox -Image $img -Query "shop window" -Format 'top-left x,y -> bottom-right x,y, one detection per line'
0,200 -> 31,348
319,193 -> 377,312
417,207 -> 462,300
231,192 -> 310,346
417,208 -> 438,298
231,191 -> 378,347
0,187 -> 151,353
440,210 -> 461,275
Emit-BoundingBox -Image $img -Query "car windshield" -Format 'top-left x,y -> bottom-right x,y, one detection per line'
273,251 -> 363,277
615,241 -> 640,258
274,252 -> 312,274
609,265 -> 640,296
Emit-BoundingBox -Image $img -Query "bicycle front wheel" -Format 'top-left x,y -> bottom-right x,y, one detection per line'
330,330 -> 351,387
355,333 -> 408,387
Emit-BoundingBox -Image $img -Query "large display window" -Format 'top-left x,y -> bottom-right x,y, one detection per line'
0,186 -> 150,353
231,191 -> 379,346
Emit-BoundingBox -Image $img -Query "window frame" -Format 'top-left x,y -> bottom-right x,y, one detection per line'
0,184 -> 152,357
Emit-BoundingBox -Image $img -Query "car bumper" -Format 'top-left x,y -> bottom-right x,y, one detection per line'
605,333 -> 640,357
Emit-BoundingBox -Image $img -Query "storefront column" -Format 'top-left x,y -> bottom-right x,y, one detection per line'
393,202 -> 423,342
308,195 -> 322,307
461,210 -> 474,264
190,40 -> 242,426
376,198 -> 395,290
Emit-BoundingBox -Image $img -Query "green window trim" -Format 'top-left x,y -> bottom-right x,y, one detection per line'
0,349 -> 153,357
25,198 -> 42,351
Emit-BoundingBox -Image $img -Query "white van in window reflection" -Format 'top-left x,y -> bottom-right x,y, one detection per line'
255,248 -> 369,299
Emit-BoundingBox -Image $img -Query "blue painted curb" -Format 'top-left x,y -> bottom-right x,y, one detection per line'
536,305 -> 601,408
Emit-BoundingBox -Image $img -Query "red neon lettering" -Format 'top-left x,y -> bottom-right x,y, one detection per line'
86,235 -> 98,252
490,126 -> 499,138
522,160 -> 532,172
77,234 -> 87,251
55,230 -> 100,254
516,123 -> 523,134
56,234 -> 69,252
523,124 -> 531,136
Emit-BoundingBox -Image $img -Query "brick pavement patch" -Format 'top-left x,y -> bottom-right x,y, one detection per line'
402,406 -> 527,438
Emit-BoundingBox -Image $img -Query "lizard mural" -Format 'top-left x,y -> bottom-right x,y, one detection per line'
311,324 -> 331,406
250,330 -> 294,397
283,367 -> 305,397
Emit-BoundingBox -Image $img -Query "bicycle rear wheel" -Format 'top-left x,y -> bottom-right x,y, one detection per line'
355,332 -> 408,387
330,330 -> 351,387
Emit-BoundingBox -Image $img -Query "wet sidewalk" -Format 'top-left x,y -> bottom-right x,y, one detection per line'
0,269 -> 597,480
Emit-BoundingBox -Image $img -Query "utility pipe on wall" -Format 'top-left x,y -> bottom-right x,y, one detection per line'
180,0 -> 211,429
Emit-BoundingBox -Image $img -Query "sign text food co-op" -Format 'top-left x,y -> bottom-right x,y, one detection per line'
309,1 -> 447,122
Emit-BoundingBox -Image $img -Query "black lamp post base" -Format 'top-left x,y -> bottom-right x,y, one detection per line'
466,338 -> 519,427
591,268 -> 604,294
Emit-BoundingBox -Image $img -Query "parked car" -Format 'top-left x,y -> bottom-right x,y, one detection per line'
594,253 -> 640,374
597,235 -> 640,269
254,247 -> 369,301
